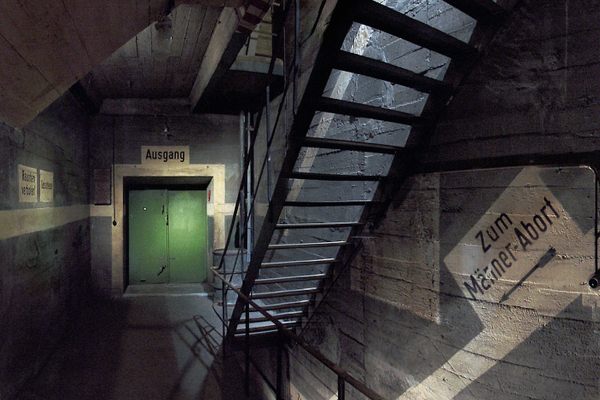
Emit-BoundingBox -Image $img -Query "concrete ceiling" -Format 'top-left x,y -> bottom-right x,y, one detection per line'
83,5 -> 221,99
0,0 -> 261,128
0,0 -> 177,128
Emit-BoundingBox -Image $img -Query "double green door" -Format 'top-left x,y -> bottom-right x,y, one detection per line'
129,190 -> 207,284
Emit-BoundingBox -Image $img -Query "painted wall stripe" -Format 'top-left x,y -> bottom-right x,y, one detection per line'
90,205 -> 113,218
0,205 -> 90,240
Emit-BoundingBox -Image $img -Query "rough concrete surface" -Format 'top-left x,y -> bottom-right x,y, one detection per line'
0,92 -> 91,400
19,294 -> 248,400
250,0 -> 600,399
284,168 -> 599,400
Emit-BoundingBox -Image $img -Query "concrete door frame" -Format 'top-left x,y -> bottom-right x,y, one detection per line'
108,164 -> 227,296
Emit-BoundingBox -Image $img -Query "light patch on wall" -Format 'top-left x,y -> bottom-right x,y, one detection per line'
39,169 -> 54,203
396,166 -> 598,400
0,205 -> 90,240
18,164 -> 38,203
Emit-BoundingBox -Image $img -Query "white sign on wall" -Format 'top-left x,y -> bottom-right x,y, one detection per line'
141,146 -> 190,165
39,169 -> 54,203
18,164 -> 38,203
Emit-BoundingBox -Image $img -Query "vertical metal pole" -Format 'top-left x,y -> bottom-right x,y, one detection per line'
245,301 -> 251,398
246,112 -> 255,259
276,337 -> 283,400
239,112 -> 246,261
293,0 -> 300,113
337,376 -> 345,400
283,13 -> 289,149
265,86 -> 273,205
239,111 -> 246,190
221,279 -> 226,355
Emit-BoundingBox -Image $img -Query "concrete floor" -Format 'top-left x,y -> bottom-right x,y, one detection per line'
19,287 -> 248,400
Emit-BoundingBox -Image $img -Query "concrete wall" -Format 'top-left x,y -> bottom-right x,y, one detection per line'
424,0 -> 600,163
0,94 -> 91,400
88,113 -> 241,296
288,167 -> 599,400
252,0 -> 600,399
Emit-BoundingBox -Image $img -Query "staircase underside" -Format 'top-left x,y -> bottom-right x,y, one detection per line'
224,0 -> 511,345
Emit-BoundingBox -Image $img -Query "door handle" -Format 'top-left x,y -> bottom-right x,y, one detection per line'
157,265 -> 167,276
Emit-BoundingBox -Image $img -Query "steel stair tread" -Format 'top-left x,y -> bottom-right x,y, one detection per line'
353,0 -> 477,59
255,273 -> 328,284
235,320 -> 301,334
241,311 -> 306,323
261,257 -> 336,268
303,135 -> 404,154
268,240 -> 349,249
284,200 -> 376,207
332,50 -> 452,94
315,97 -> 423,125
290,171 -> 384,181
275,222 -> 362,229
250,299 -> 311,311
251,287 -> 321,299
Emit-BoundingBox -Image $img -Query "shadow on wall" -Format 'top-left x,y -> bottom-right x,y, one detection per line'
293,166 -> 599,399
290,170 -> 526,399
292,261 -> 485,399
455,295 -> 600,400
0,220 -> 91,400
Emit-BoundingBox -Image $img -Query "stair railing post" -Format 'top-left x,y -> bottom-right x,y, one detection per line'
338,375 -> 345,400
246,111 -> 255,261
293,0 -> 300,114
221,278 -> 226,335
239,111 -> 247,267
276,333 -> 283,400
265,86 -> 273,218
245,299 -> 251,398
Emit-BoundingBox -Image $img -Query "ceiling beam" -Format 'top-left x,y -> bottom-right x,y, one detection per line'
0,0 -> 178,128
189,7 -> 242,112
189,1 -> 272,112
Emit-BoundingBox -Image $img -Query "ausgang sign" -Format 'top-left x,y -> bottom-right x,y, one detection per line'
141,146 -> 189,165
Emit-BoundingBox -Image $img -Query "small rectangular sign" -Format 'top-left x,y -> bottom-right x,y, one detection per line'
39,169 -> 54,203
18,164 -> 38,203
141,146 -> 189,165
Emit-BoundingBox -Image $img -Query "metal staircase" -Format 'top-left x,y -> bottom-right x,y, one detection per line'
217,0 -> 511,345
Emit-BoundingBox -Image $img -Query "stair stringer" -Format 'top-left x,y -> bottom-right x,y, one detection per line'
297,0 -> 520,338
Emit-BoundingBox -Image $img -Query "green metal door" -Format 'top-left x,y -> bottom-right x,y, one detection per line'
168,191 -> 207,283
129,190 -> 169,284
128,189 -> 207,284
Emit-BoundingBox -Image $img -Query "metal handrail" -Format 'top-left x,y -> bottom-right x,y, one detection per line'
215,0 -> 296,275
216,0 -> 308,331
213,269 -> 386,400
210,5 -> 387,399
216,61 -> 297,306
